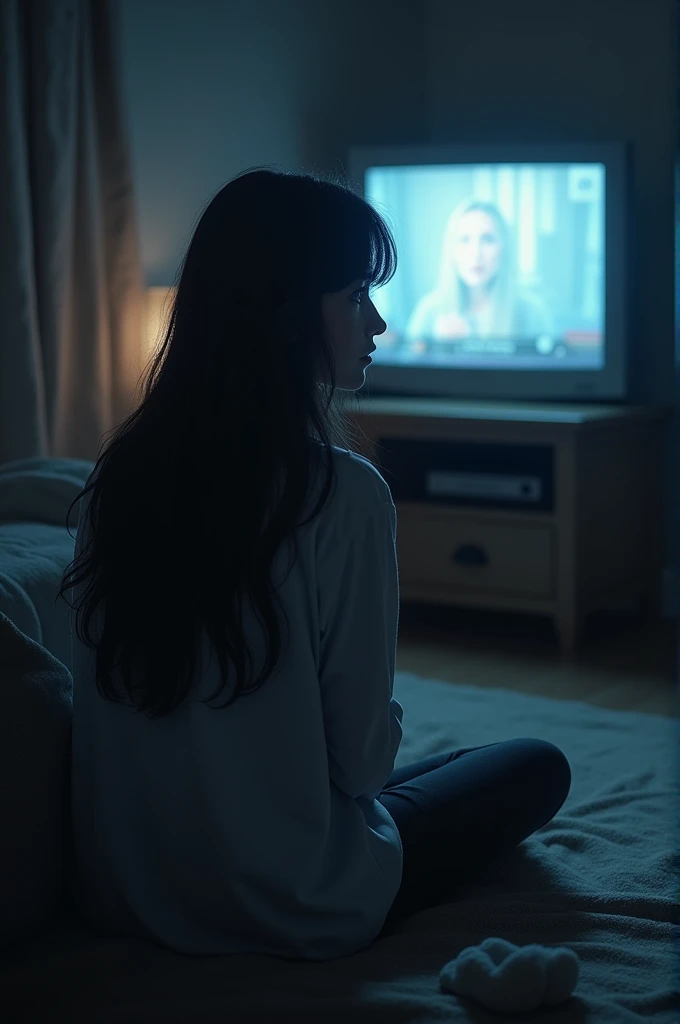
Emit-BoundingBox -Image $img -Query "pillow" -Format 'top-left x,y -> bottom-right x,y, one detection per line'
0,456 -> 94,529
0,610 -> 72,949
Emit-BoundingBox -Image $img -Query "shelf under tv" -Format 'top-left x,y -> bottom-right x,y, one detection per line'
348,396 -> 669,653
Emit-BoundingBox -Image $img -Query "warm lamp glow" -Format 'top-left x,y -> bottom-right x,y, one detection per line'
145,286 -> 176,357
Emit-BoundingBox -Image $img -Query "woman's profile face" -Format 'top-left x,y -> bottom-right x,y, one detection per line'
320,278 -> 387,390
451,210 -> 503,289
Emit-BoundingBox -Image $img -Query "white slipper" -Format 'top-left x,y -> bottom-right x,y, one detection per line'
440,937 -> 580,1014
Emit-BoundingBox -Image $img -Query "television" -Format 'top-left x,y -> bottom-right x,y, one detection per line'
349,143 -> 630,402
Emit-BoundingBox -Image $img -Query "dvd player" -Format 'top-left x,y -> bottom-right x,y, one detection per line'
375,438 -> 554,513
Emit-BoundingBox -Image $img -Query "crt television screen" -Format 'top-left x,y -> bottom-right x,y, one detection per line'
365,162 -> 605,371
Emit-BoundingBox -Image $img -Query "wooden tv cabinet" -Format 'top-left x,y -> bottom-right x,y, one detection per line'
347,397 -> 668,653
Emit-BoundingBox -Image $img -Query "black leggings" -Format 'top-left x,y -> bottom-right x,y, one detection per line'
377,738 -> 572,934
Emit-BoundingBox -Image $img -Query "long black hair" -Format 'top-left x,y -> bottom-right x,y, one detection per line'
58,167 -> 397,719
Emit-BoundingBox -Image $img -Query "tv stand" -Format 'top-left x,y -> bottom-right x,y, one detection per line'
348,397 -> 668,653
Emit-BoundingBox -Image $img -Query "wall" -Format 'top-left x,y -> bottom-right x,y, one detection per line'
116,0 -> 427,286
119,0 -> 676,397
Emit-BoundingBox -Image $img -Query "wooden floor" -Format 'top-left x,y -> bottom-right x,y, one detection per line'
396,603 -> 678,718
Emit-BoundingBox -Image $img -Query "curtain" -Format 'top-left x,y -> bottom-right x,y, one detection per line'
0,0 -> 145,463
673,0 -> 680,617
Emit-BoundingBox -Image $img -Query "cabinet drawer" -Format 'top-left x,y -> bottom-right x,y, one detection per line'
396,512 -> 554,598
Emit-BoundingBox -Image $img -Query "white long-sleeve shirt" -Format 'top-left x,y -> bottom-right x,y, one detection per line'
69,447 -> 404,961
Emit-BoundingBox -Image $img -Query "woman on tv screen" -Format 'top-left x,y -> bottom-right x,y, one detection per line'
406,197 -> 553,350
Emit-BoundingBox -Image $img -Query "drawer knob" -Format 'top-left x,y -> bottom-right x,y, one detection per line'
451,543 -> 488,567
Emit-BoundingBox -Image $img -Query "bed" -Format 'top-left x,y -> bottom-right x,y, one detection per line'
0,459 -> 677,1023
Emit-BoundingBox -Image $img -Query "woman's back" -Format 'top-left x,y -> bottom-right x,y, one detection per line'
69,447 -> 404,961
